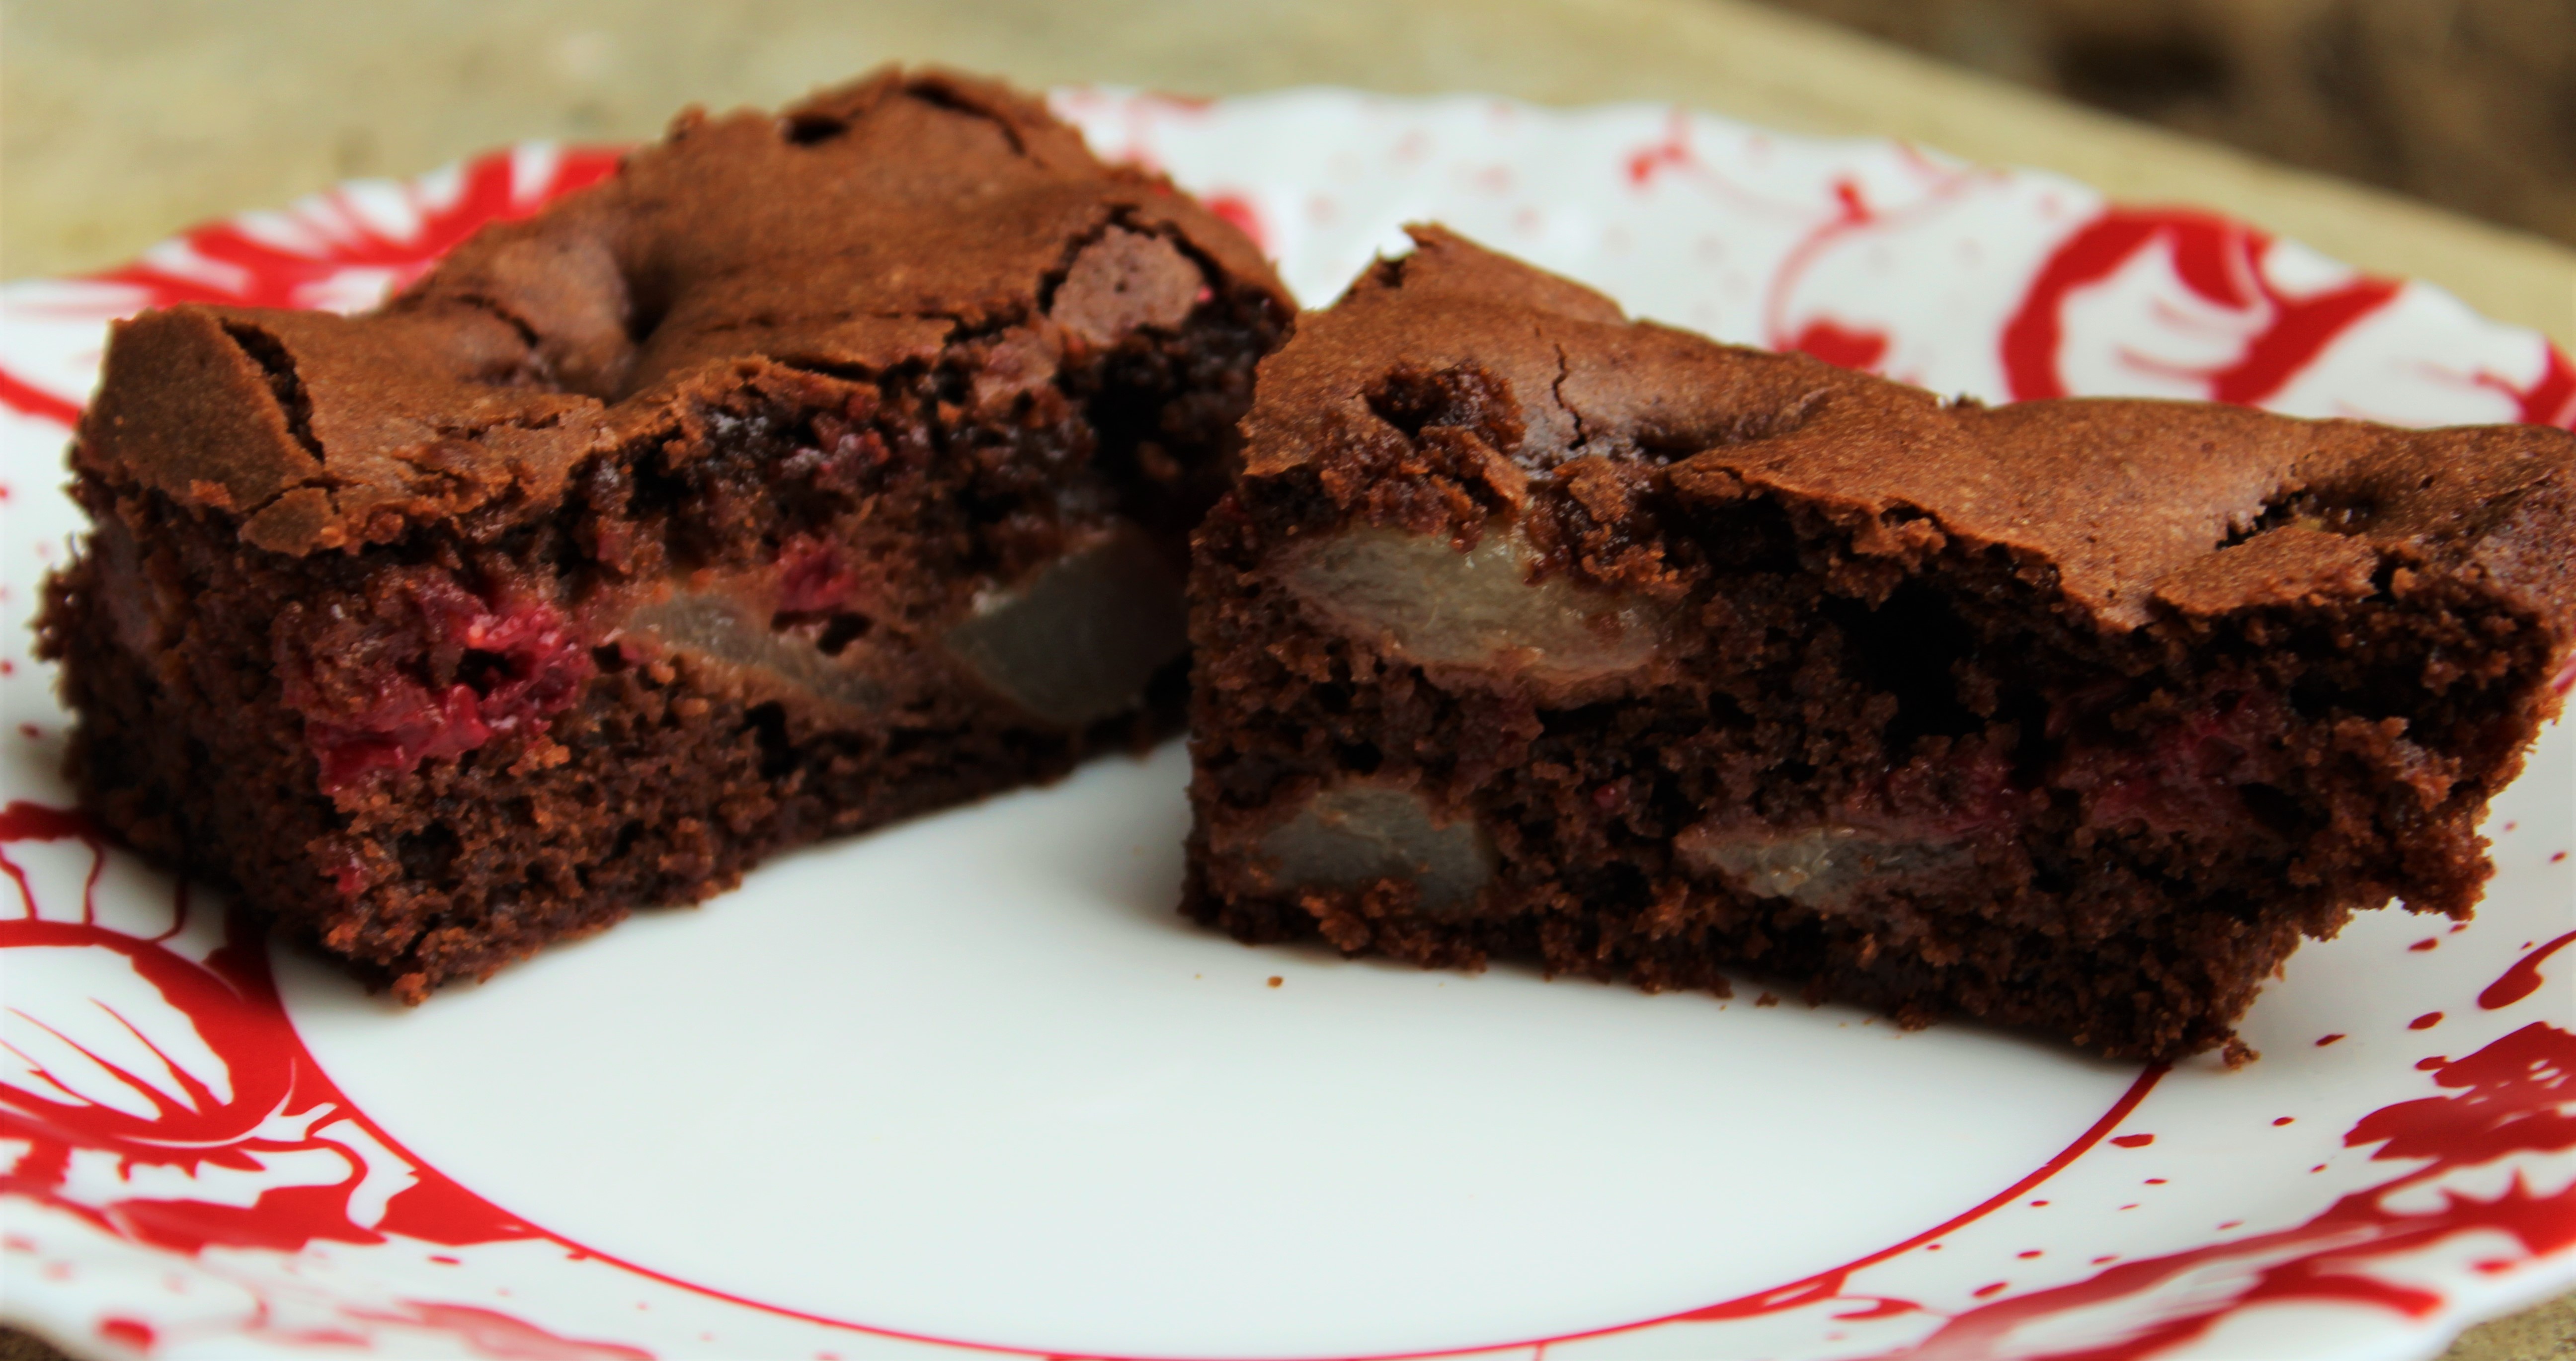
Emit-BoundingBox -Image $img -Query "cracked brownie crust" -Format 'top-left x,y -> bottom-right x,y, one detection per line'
41,68 -> 1291,997
1183,226 -> 2573,1061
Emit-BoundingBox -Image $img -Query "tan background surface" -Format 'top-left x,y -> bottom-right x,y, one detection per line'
3,0 -> 2571,1357
1745,0 -> 2576,252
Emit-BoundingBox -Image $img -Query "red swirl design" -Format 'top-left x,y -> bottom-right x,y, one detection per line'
1868,1017 -> 2576,1360
1,802 -> 534,1255
2002,208 -> 2400,407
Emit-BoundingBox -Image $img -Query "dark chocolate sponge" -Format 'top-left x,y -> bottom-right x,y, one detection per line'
41,68 -> 1292,998
1184,225 -> 2573,1061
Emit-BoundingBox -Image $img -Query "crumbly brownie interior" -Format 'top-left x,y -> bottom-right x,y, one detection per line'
1185,229 -> 2573,1062
51,289 -> 1278,998
39,71 -> 1289,998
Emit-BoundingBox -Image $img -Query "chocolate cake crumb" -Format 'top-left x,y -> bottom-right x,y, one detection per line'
1180,226 -> 2574,1061
38,68 -> 1291,998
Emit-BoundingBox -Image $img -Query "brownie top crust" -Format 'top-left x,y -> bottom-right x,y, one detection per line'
79,68 -> 1290,556
1245,226 -> 2576,639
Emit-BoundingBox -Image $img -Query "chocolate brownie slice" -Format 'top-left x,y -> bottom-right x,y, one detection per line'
38,69 -> 1290,998
1184,227 -> 2573,1061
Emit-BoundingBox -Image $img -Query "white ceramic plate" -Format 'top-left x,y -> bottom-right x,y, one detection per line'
2,88 -> 2572,1361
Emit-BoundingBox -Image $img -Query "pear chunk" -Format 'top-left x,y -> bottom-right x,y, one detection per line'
626,592 -> 886,711
1261,784 -> 1494,913
1283,523 -> 1666,684
1676,820 -> 1971,912
944,528 -> 1188,727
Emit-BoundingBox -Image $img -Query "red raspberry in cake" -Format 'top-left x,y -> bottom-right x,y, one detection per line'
278,570 -> 594,792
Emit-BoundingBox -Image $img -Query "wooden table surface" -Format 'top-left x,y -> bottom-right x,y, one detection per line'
4,1 -> 2572,1357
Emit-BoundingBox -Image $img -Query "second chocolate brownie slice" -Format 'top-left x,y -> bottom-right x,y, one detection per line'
1183,227 -> 2572,1061
41,69 -> 1290,997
